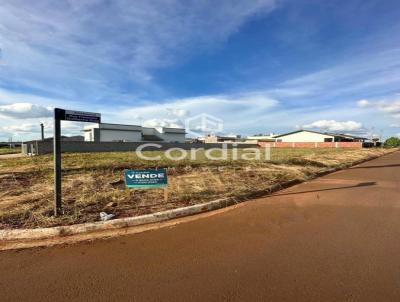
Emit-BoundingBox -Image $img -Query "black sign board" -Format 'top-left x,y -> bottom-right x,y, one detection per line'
55,108 -> 101,123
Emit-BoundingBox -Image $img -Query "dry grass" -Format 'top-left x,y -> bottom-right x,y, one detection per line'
0,146 -> 20,155
0,147 -> 393,229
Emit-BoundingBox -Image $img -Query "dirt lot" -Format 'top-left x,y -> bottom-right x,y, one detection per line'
0,147 -> 393,229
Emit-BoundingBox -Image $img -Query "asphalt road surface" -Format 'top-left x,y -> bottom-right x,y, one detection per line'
1,151 -> 399,301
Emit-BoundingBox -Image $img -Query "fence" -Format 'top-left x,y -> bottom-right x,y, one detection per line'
258,141 -> 363,148
22,141 -> 259,155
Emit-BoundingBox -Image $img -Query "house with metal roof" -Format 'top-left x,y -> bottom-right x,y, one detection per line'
273,129 -> 367,143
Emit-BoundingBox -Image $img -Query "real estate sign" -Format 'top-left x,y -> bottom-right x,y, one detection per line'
124,169 -> 168,188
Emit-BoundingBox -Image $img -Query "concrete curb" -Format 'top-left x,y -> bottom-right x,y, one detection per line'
0,150 -> 395,250
0,198 -> 234,242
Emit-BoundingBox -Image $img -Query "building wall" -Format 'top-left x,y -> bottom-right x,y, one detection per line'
276,131 -> 334,142
141,127 -> 159,136
161,132 -> 186,143
99,124 -> 142,131
23,141 -> 258,155
203,135 -> 240,143
204,136 -> 218,143
99,130 -> 142,142
84,130 -> 93,142
247,135 -> 275,140
258,142 -> 363,148
84,125 -> 185,143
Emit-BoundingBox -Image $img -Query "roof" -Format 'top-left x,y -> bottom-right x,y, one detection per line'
249,138 -> 275,142
273,129 -> 334,138
84,123 -> 142,131
326,133 -> 367,140
84,124 -> 186,133
162,127 -> 186,134
247,135 -> 276,140
274,129 -> 367,140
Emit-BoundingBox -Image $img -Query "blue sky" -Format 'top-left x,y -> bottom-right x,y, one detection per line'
0,0 -> 400,140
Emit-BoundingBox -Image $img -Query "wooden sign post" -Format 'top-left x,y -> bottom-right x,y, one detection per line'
164,187 -> 168,202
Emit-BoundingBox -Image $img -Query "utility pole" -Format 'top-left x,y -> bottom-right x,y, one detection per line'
40,123 -> 45,141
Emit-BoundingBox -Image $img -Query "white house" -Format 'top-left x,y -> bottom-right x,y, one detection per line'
273,130 -> 366,142
84,123 -> 186,143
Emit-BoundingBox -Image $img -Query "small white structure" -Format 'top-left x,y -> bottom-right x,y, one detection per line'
200,134 -> 240,143
246,133 -> 277,142
160,127 -> 187,143
84,123 -> 186,143
273,130 -> 366,142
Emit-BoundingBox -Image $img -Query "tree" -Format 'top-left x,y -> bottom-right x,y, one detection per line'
384,137 -> 400,147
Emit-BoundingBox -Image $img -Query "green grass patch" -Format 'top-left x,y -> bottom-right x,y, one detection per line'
0,146 -> 21,155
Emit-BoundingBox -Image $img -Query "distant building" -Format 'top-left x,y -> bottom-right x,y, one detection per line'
196,134 -> 258,145
203,134 -> 240,143
273,130 -> 367,143
83,123 -> 186,143
43,135 -> 85,142
0,141 -> 22,147
246,133 -> 277,142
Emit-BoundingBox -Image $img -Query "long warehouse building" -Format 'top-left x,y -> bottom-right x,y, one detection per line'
84,123 -> 186,143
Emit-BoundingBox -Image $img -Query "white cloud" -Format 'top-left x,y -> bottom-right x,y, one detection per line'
117,92 -> 279,133
143,119 -> 183,129
357,98 -> 400,118
0,0 -> 276,93
380,102 -> 400,114
274,49 -> 400,108
0,90 -> 279,139
357,99 -> 370,107
0,103 -> 52,119
166,108 -> 190,118
303,120 -> 363,132
1,123 -> 43,134
0,119 -> 83,137
0,89 -> 101,140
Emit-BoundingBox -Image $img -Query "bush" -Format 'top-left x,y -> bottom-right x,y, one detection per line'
384,137 -> 400,148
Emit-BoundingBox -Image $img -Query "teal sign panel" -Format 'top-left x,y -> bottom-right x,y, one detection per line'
124,169 -> 168,188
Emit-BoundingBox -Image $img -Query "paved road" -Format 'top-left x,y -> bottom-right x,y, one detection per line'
1,151 -> 399,301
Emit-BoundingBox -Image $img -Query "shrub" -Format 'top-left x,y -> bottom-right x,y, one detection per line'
384,137 -> 400,148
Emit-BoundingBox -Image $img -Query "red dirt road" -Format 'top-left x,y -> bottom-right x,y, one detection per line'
0,151 -> 399,301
